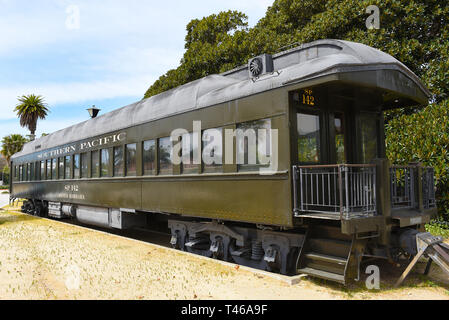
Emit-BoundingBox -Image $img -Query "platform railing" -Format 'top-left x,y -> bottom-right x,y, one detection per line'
390,165 -> 417,209
422,167 -> 436,209
389,164 -> 436,210
293,164 -> 377,220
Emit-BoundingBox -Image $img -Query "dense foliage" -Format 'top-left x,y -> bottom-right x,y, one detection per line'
143,0 -> 448,218
386,100 -> 449,219
2,165 -> 9,186
1,134 -> 28,163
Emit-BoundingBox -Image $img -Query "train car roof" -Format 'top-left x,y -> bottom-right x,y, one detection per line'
13,39 -> 430,159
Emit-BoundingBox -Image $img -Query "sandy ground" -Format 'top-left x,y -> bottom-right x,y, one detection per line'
0,205 -> 448,300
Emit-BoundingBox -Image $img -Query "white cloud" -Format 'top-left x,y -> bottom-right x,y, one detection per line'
0,117 -> 86,140
0,0 -> 272,126
93,47 -> 183,75
0,0 -> 271,56
0,74 -> 154,120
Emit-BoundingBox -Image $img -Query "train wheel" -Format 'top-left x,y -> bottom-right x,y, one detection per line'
35,203 -> 43,217
264,245 -> 281,273
210,236 -> 224,260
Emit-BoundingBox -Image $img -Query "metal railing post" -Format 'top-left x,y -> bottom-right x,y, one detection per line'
415,163 -> 424,211
292,166 -> 300,217
344,165 -> 349,219
299,167 -> 304,212
294,164 -> 377,218
373,158 -> 391,217
338,165 -> 344,220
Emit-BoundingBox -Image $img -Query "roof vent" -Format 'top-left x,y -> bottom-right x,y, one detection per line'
248,54 -> 274,79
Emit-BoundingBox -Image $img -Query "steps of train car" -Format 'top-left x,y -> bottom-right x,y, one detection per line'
297,225 -> 353,284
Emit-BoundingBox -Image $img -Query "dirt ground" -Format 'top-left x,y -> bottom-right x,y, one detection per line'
0,205 -> 448,300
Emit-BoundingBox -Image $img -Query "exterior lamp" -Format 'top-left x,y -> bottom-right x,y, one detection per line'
87,105 -> 101,118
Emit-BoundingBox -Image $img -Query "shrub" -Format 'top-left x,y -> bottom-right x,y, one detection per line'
386,100 -> 449,220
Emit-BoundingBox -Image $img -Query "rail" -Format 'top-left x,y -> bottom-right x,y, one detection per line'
293,164 -> 377,220
422,167 -> 436,209
390,165 -> 417,209
390,164 -> 436,210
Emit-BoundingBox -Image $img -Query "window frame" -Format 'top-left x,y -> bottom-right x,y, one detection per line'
142,140 -> 156,176
73,154 -> 80,179
181,132 -> 199,175
236,118 -> 272,172
158,137 -> 173,175
91,150 -> 100,178
202,127 -> 224,173
65,155 -> 72,179
80,152 -> 88,178
125,143 -> 137,177
100,148 -> 110,178
58,157 -> 64,180
113,146 -> 124,177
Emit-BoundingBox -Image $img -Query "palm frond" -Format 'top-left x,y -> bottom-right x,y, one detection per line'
14,94 -> 49,135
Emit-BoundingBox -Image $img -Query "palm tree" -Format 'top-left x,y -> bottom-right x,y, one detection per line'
1,134 -> 28,163
14,94 -> 49,141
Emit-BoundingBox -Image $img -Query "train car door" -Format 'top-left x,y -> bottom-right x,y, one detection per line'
291,88 -> 353,166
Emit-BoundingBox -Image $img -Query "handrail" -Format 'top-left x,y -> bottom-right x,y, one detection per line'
293,164 -> 377,219
297,164 -> 377,169
293,162 -> 436,220
390,163 -> 436,210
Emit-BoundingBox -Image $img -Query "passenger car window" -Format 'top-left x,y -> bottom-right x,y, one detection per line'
46,160 -> 52,180
91,150 -> 100,178
40,161 -> 45,180
236,118 -> 272,172
125,144 -> 137,176
297,113 -> 321,163
80,153 -> 88,178
334,113 -> 346,164
65,155 -> 71,179
360,116 -> 379,164
59,157 -> 64,179
182,132 -> 198,174
114,146 -> 124,177
73,154 -> 80,179
52,159 -> 57,180
29,163 -> 34,181
158,137 -> 172,175
100,149 -> 109,177
202,128 -> 223,173
35,162 -> 40,180
143,140 -> 155,175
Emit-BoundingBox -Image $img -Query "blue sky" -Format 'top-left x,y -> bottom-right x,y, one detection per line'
0,0 -> 271,139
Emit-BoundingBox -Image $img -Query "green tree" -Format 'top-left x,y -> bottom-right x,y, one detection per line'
14,94 -> 49,141
386,100 -> 449,219
144,10 -> 249,98
143,0 -> 449,217
2,165 -> 10,186
145,1 -> 448,102
0,155 -> 7,171
1,134 -> 28,163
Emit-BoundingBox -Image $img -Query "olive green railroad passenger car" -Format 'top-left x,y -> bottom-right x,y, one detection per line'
10,40 -> 437,284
